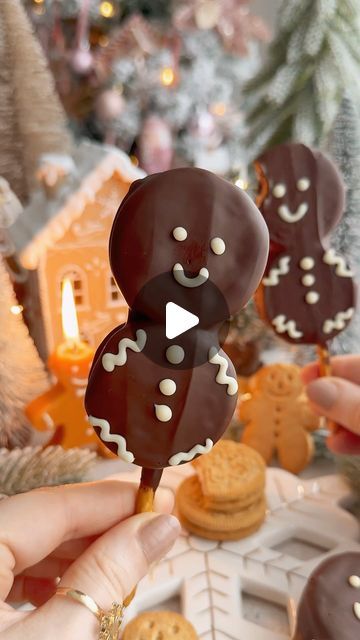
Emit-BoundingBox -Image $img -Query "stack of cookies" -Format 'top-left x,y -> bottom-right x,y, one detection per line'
177,440 -> 266,541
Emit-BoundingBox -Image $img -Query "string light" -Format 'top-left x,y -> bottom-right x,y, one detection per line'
10,304 -> 24,316
160,67 -> 176,87
235,177 -> 249,190
130,155 -> 139,167
211,102 -> 227,117
33,0 -> 45,4
99,1 -> 115,18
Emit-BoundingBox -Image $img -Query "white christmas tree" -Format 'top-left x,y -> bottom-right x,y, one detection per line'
0,0 -> 72,202
244,0 -> 360,159
331,97 -> 360,355
0,258 -> 48,448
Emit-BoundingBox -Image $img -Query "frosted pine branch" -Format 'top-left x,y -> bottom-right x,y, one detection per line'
0,446 -> 97,496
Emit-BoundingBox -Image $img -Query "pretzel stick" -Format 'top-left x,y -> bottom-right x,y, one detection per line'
316,345 -> 337,433
123,468 -> 163,607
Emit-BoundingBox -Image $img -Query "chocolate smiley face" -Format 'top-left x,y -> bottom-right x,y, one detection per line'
255,143 -> 345,248
109,167 -> 269,320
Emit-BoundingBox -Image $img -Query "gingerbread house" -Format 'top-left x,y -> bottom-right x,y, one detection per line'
11,141 -> 144,357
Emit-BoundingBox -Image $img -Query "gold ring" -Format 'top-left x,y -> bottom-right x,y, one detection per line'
56,587 -> 124,639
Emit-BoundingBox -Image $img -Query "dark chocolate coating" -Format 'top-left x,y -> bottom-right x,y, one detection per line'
255,143 -> 357,345
110,168 -> 269,320
293,552 -> 360,640
85,168 -> 269,468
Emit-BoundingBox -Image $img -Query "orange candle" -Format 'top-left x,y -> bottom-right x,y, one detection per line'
26,279 -> 110,454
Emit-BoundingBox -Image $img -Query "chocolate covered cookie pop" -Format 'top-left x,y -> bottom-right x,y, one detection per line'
255,143 -> 356,346
293,552 -> 360,640
85,168 -> 268,477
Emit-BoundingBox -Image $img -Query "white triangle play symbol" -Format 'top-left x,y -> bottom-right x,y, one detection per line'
166,302 -> 199,339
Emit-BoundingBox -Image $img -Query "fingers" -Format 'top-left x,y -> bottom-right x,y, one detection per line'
32,513 -> 180,640
302,355 -> 360,386
306,377 -> 360,436
0,480 -> 173,600
327,426 -> 360,455
7,577 -> 58,607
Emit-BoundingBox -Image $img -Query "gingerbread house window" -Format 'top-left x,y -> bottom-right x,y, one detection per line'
58,266 -> 88,311
107,274 -> 122,306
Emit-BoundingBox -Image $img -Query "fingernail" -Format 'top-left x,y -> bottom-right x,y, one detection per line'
307,379 -> 338,409
138,514 -> 180,563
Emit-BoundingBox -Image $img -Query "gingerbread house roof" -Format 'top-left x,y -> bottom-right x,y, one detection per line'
11,140 -> 144,269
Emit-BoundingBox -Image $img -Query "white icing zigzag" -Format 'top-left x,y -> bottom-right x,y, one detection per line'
323,249 -> 354,277
272,315 -> 303,339
88,416 -> 135,463
168,438 -> 213,466
102,329 -> 147,372
173,263 -> 209,288
208,348 -> 238,396
323,308 -> 354,334
262,256 -> 291,286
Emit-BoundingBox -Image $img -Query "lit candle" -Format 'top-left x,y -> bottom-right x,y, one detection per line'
26,279 -> 111,454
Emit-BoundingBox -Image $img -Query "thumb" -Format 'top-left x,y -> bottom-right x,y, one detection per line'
306,377 -> 360,453
30,513 -> 180,640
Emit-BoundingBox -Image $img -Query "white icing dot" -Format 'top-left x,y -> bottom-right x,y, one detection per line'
302,274 -> 315,286
210,237 -> 226,255
306,291 -> 320,304
300,257 -> 315,270
159,378 -> 176,396
166,345 -> 185,365
354,602 -> 360,620
297,177 -> 310,191
349,575 -> 360,588
273,183 -> 286,198
154,404 -> 172,422
172,227 -> 187,241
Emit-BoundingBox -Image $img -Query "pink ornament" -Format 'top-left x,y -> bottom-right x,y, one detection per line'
94,89 -> 125,122
70,47 -> 93,75
139,115 -> 173,174
190,111 -> 216,139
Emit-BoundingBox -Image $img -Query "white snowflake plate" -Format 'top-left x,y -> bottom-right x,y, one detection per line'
109,465 -> 359,639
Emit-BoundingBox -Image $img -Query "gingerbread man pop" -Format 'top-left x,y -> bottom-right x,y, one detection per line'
85,168 -> 269,503
255,143 -> 356,348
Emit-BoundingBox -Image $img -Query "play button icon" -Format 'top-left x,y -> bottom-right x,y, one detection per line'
166,302 -> 199,339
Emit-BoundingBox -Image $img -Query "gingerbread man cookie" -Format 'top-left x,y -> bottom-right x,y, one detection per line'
239,364 -> 319,473
85,168 -> 269,473
255,143 -> 357,345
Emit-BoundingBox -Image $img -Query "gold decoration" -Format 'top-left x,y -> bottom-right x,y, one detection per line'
99,603 -> 124,640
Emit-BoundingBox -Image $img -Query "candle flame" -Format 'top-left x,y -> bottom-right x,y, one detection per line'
61,278 -> 79,343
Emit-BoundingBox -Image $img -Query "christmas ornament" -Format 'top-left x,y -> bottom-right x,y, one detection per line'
138,114 -> 173,174
70,46 -> 94,75
94,88 -> 125,123
174,0 -> 270,55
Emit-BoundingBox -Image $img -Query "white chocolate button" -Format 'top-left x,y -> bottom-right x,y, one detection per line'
154,404 -> 172,422
166,345 -> 185,364
297,177 -> 310,191
159,379 -> 176,396
302,274 -> 315,286
306,291 -> 319,304
349,575 -> 360,588
273,184 -> 286,198
300,257 -> 315,270
210,237 -> 226,255
172,227 -> 187,241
